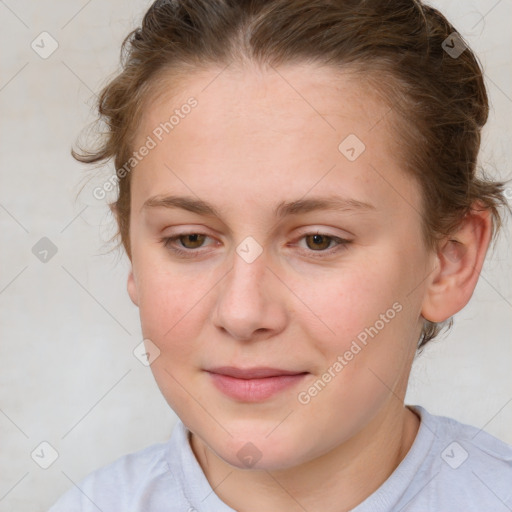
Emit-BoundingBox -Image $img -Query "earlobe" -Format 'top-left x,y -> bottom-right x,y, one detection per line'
421,205 -> 492,323
127,269 -> 139,307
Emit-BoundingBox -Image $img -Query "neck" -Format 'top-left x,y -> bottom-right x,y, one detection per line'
190,402 -> 421,512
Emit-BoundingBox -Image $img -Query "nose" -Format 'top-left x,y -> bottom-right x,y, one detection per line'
211,247 -> 288,342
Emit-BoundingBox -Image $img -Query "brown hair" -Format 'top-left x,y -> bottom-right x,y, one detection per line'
73,0 -> 510,350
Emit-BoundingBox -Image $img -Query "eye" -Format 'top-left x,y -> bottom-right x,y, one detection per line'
161,233 -> 212,258
172,233 -> 208,249
303,233 -> 337,251
160,231 -> 351,259
295,232 -> 351,257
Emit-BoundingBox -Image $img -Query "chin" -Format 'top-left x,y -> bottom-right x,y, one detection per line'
206,427 -> 308,472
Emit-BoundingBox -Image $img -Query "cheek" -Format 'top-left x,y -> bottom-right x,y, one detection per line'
135,269 -> 208,411
135,266 -> 206,357
293,249 -> 419,403
292,256 -> 404,350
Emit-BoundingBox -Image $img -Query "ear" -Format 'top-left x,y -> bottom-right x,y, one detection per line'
127,267 -> 139,307
421,202 -> 492,323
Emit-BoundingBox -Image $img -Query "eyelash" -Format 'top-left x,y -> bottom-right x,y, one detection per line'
160,231 -> 351,259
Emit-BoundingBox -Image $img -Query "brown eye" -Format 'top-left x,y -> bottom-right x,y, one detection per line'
304,234 -> 334,251
177,233 -> 207,249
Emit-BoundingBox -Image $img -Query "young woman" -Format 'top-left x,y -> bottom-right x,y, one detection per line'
50,1 -> 512,510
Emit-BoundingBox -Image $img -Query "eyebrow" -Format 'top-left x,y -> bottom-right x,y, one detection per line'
142,194 -> 376,218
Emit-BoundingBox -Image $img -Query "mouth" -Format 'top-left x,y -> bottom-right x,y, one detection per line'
205,366 -> 309,402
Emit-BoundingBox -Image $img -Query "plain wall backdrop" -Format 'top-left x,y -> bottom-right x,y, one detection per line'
0,1 -> 511,510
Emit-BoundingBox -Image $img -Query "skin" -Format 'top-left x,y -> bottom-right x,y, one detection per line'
125,63 -> 491,512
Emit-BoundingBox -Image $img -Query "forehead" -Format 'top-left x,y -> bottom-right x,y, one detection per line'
140,63 -> 389,145
132,63 -> 421,220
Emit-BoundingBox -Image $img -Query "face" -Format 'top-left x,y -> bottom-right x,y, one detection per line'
127,63 -> 434,470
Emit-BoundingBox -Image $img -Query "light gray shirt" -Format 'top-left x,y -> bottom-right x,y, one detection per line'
48,405 -> 512,511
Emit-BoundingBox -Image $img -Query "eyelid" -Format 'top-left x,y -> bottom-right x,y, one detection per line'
293,225 -> 353,240
161,227 -> 351,245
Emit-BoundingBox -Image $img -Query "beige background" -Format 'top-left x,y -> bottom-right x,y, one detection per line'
0,1 -> 511,510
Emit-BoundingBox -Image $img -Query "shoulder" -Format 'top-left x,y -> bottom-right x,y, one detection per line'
409,405 -> 512,510
48,426 -> 183,511
423,405 -> 512,466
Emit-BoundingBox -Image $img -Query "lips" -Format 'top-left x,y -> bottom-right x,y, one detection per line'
206,366 -> 307,379
205,366 -> 309,402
